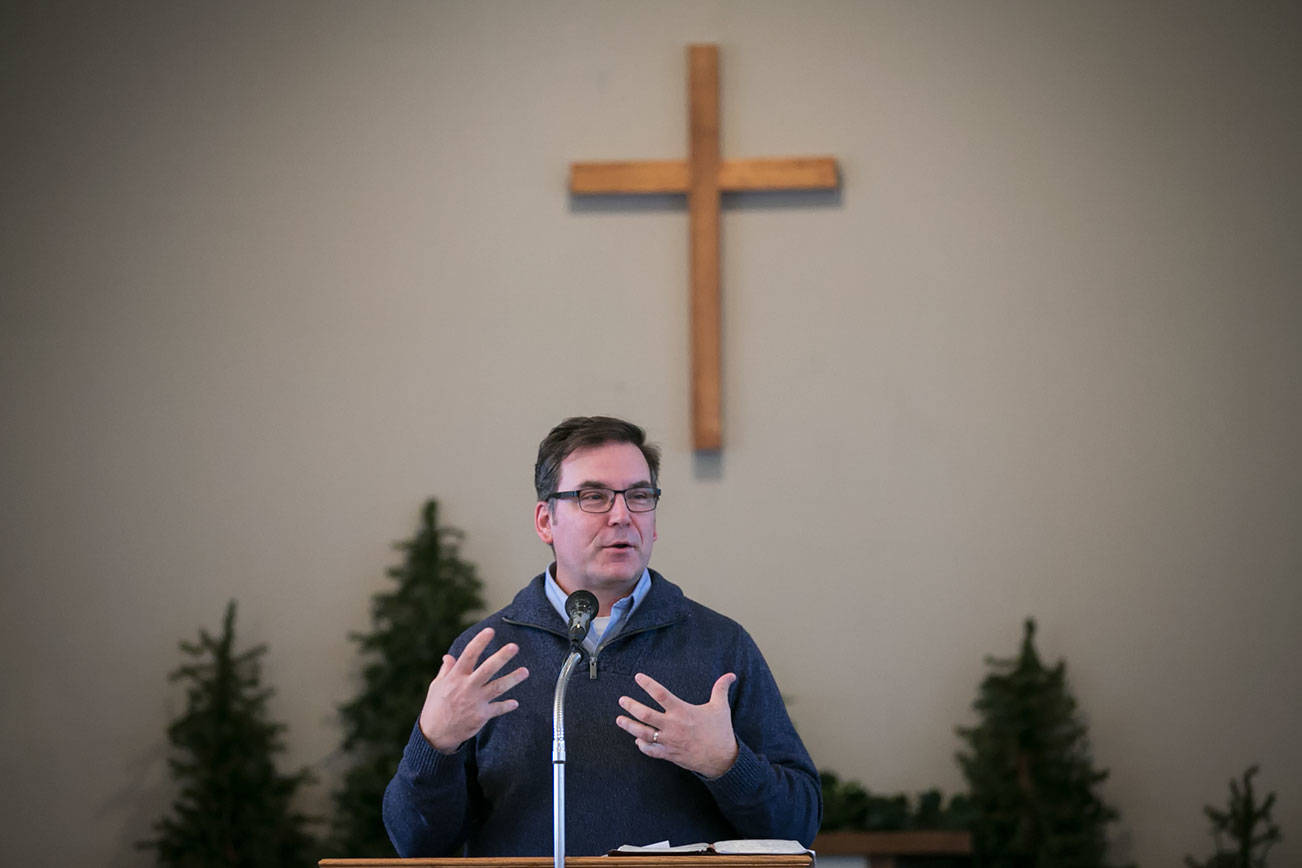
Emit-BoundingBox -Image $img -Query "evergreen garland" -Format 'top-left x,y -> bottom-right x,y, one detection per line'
141,600 -> 319,867
1184,765 -> 1281,868
955,619 -> 1127,868
329,498 -> 485,856
820,770 -> 973,832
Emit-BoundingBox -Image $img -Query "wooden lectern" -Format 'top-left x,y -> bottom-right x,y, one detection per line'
321,833 -> 972,868
321,857 -> 812,868
812,830 -> 973,868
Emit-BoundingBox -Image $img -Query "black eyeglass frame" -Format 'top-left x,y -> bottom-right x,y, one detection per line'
548,487 -> 662,513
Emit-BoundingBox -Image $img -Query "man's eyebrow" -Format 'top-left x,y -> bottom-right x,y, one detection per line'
571,479 -> 653,490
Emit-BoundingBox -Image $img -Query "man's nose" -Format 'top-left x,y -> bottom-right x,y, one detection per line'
606,492 -> 633,522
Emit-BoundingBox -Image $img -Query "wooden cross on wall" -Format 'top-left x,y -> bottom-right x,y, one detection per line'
569,44 -> 840,451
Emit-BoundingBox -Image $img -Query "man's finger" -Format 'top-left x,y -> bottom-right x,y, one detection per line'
453,627 -> 497,672
615,714 -> 661,743
488,665 -> 530,698
430,654 -> 455,684
618,695 -> 664,729
470,641 -> 521,685
710,672 -> 737,705
485,697 -> 520,719
633,672 -> 678,708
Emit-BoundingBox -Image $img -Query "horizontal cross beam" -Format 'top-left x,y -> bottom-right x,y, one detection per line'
570,157 -> 840,194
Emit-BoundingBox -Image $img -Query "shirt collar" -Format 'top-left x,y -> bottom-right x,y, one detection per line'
543,564 -> 652,647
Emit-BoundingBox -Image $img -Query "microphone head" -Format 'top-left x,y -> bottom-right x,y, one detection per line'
565,590 -> 598,620
565,590 -> 599,642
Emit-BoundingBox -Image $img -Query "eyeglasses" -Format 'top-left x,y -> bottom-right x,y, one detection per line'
550,486 -> 662,514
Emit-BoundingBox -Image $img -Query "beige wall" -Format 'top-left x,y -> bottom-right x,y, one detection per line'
3,2 -> 1299,864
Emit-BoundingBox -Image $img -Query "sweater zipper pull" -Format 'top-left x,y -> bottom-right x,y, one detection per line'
588,653 -> 598,679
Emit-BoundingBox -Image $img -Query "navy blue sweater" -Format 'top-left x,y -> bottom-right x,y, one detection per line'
383,571 -> 821,856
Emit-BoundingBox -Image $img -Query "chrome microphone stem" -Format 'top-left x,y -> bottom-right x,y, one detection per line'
552,646 -> 584,868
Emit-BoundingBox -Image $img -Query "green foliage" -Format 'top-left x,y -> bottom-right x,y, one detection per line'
955,619 -> 1127,868
1184,765 -> 1281,868
329,499 -> 485,856
820,770 -> 973,832
141,601 -> 319,867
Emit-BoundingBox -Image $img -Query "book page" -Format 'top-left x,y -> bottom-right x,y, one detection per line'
713,839 -> 811,854
614,841 -> 711,854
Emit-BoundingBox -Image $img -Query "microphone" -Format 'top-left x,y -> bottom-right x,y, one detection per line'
564,590 -> 598,645
553,592 -> 595,868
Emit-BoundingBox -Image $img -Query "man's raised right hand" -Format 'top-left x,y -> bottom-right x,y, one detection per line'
419,627 -> 530,753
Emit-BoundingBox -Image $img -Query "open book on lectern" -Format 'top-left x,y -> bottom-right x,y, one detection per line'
613,839 -> 813,856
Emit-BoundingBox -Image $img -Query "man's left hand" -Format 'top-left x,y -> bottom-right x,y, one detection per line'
616,672 -> 739,779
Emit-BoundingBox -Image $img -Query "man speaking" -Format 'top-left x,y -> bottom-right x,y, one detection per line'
383,416 -> 821,855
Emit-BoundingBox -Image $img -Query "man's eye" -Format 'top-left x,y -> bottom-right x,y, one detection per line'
626,489 -> 655,506
578,489 -> 610,505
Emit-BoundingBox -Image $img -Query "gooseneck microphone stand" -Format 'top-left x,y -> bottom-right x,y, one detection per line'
554,590 -> 597,868
552,645 -> 584,868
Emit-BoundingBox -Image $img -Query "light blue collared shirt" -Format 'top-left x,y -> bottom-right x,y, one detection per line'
543,565 -> 652,654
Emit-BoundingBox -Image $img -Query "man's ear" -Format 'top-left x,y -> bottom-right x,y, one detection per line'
535,501 -> 554,545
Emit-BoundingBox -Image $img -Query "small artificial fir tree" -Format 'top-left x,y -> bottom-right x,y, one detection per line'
1184,765 -> 1281,868
330,498 -> 485,856
142,600 -> 319,867
956,619 -> 1127,868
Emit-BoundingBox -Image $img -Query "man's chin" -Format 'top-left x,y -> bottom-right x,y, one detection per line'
595,569 -> 643,587
557,551 -> 649,593
589,561 -> 647,589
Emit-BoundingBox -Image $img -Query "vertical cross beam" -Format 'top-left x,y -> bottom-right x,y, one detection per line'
688,45 -> 722,451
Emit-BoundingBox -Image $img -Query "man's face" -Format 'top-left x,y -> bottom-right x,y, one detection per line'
535,440 -> 657,604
